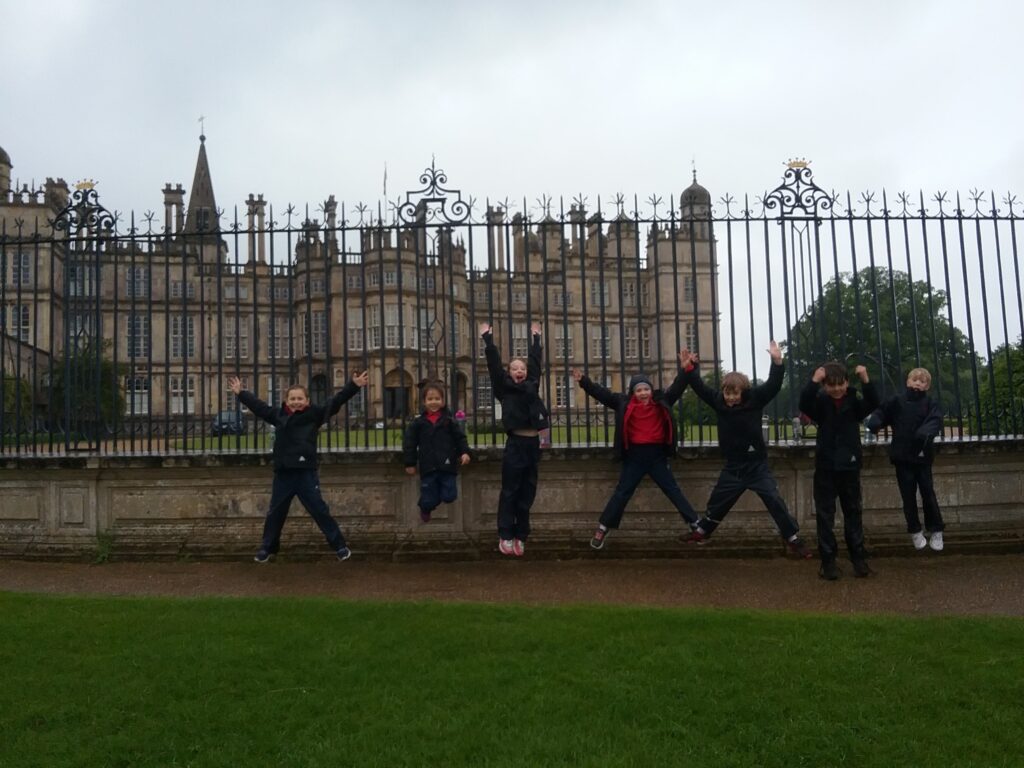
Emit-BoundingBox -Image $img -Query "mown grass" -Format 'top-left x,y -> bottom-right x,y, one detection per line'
1,592 -> 1021,767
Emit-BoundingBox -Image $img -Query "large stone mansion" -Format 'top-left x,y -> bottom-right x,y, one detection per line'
0,138 -> 718,430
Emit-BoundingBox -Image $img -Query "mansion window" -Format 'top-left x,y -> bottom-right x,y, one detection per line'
126,313 -> 151,358
170,315 -> 196,359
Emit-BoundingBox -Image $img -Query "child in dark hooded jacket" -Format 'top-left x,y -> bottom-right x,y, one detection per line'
481,322 -> 550,557
573,356 -> 697,550
866,367 -> 945,552
403,380 -> 471,523
682,343 -> 812,559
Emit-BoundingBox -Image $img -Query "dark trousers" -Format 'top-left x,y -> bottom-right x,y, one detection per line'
813,468 -> 865,561
600,444 -> 697,529
701,458 -> 798,540
261,468 -> 346,553
894,461 -> 944,534
419,471 -> 458,513
498,434 -> 540,541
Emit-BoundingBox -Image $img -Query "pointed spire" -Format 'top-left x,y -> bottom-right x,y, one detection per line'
183,133 -> 218,233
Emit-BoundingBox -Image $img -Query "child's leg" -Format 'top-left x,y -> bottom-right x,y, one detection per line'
418,471 -> 443,515
645,452 -> 698,526
894,463 -> 923,533
834,470 -> 866,559
294,470 -> 346,550
499,436 -> 534,541
813,469 -> 840,560
916,463 -> 945,532
439,472 -> 459,505
599,450 -> 650,530
700,466 -> 747,535
512,437 -> 541,541
261,471 -> 298,553
748,462 -> 799,540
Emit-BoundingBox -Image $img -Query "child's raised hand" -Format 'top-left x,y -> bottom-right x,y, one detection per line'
405,467 -> 416,475
460,453 -> 471,466
227,376 -> 243,395
352,370 -> 370,388
678,349 -> 695,368
812,367 -> 826,383
479,322 -> 492,336
571,368 -> 584,383
854,365 -> 869,383
768,340 -> 783,364
531,322 -> 542,337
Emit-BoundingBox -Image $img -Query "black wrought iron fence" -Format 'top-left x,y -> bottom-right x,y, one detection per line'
1,161 -> 1022,457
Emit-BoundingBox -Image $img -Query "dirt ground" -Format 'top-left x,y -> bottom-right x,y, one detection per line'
2,553 -> 1022,617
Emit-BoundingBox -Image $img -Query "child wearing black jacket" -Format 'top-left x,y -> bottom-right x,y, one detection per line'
572,356 -> 698,550
481,321 -> 550,557
866,367 -> 945,551
799,361 -> 880,580
229,371 -> 369,563
403,380 -> 471,523
682,343 -> 811,558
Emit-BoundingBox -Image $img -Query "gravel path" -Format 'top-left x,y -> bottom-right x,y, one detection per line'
2,554 -> 1022,617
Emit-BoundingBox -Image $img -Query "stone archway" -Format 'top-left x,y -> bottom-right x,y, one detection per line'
383,368 -> 413,420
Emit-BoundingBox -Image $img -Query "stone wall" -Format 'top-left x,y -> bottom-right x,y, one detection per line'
2,442 -> 1023,560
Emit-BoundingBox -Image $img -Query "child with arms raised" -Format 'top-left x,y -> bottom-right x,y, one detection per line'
682,343 -> 811,559
573,355 -> 698,550
229,370 -> 369,563
481,321 -> 550,557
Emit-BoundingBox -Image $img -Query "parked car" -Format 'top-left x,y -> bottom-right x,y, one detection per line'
210,410 -> 247,436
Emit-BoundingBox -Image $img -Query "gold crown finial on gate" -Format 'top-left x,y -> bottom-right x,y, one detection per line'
74,179 -> 97,191
786,158 -> 809,170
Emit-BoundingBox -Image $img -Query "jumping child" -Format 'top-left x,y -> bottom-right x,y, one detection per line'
866,367 -> 945,551
403,380 -> 471,523
228,371 -> 369,563
572,358 -> 698,550
682,343 -> 812,559
799,360 -> 879,579
481,321 -> 550,557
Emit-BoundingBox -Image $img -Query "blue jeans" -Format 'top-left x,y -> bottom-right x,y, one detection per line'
419,471 -> 458,513
261,469 -> 346,553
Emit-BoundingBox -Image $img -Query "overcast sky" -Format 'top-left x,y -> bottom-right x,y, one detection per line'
3,0 -> 1022,222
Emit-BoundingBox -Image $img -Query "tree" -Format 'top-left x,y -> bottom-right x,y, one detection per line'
49,340 -> 126,440
782,267 -> 981,425
986,338 -> 1024,434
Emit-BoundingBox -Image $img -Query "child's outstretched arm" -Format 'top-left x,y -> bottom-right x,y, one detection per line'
325,369 -> 369,419
661,349 -> 692,407
229,376 -> 276,424
480,323 -> 505,398
865,395 -> 896,433
680,350 -> 717,407
798,366 -> 825,421
451,419 -> 471,465
750,341 -> 785,406
527,322 -> 543,383
572,368 -> 619,409
852,366 -> 881,418
918,399 -> 944,440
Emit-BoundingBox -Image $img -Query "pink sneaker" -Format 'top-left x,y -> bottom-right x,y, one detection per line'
499,539 -> 515,556
513,539 -> 525,557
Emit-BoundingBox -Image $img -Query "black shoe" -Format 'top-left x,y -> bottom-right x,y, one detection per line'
336,546 -> 352,561
590,526 -> 608,550
254,550 -> 272,564
851,558 -> 872,578
819,559 -> 840,581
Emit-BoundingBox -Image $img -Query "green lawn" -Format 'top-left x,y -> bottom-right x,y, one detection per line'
1,592 -> 1021,767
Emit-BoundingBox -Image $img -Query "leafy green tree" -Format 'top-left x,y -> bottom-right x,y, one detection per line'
49,340 -> 126,438
985,339 -> 1024,433
782,267 -> 981,424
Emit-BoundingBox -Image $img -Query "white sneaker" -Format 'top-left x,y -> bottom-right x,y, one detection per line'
928,531 -> 944,552
499,539 -> 515,556
910,531 -> 927,550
